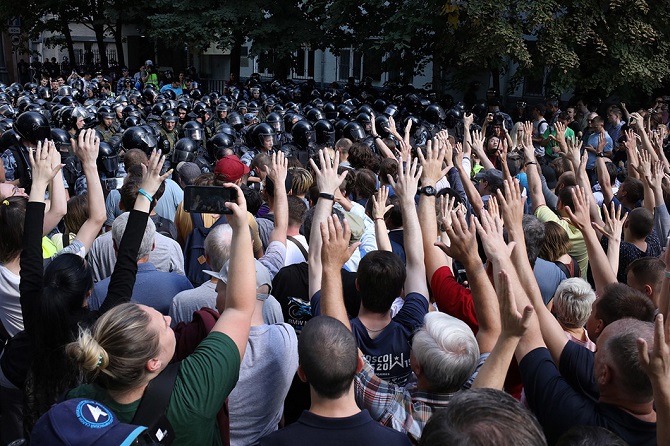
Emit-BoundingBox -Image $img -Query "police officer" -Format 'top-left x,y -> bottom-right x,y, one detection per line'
159,110 -> 179,158
95,106 -> 117,143
1,111 -> 51,193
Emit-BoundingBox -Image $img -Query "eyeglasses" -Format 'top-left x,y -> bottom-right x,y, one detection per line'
10,185 -> 20,197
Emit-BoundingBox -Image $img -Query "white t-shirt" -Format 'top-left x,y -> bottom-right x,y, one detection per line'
0,264 -> 21,337
284,235 -> 308,266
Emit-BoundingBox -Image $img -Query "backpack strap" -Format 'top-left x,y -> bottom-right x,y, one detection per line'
287,235 -> 308,261
554,260 -> 571,278
131,362 -> 181,445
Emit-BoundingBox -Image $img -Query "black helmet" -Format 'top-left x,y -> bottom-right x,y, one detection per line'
251,123 -> 277,148
323,102 -> 338,120
143,87 -> 158,103
272,104 -> 285,117
384,104 -> 399,118
334,119 -> 348,140
216,103 -> 229,114
97,106 -> 115,121
375,115 -> 391,138
445,108 -> 462,128
192,101 -> 208,118
227,112 -> 244,129
161,110 -> 179,124
50,128 -> 72,153
248,101 -> 261,114
190,89 -> 202,100
291,120 -> 315,147
172,137 -> 197,163
182,120 -> 204,141
337,104 -> 354,120
206,132 -> 234,160
123,115 -> 142,129
97,140 -> 119,177
265,112 -> 284,133
342,121 -> 366,142
423,104 -> 446,125
314,119 -> 335,146
373,99 -> 387,113
355,112 -> 372,126
72,79 -> 85,92
38,86 -> 53,101
0,129 -> 19,151
58,85 -> 72,97
14,111 -> 51,144
305,108 -> 325,123
0,104 -> 16,119
122,126 -> 157,154
358,104 -> 374,116
151,102 -> 168,117
216,123 -> 236,138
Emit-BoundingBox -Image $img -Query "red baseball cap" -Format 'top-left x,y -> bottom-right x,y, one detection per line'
214,155 -> 250,182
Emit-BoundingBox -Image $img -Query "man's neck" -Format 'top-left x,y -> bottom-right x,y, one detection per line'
309,387 -> 361,419
599,391 -> 656,422
357,307 -> 392,336
287,226 -> 301,237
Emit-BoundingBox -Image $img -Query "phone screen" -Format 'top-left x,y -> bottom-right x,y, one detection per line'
183,186 -> 237,214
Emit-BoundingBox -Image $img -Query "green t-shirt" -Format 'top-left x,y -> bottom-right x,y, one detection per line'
542,126 -> 575,157
68,332 -> 240,445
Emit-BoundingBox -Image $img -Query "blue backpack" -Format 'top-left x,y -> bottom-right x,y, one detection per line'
183,213 -> 227,287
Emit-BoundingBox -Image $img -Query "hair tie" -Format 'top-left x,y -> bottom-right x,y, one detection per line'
1,200 -> 8,206
97,355 -> 103,368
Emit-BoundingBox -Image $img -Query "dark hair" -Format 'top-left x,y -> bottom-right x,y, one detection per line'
241,184 -> 262,216
627,207 -> 653,239
386,195 -> 403,229
348,142 -> 379,171
119,165 -> 165,211
379,158 -> 398,185
557,185 -> 576,212
420,388 -> 547,446
596,283 -> 656,326
357,251 -> 406,313
556,425 -> 628,446
0,196 -> 27,263
626,256 -> 665,290
287,195 -> 307,227
26,253 -> 94,430
122,148 -> 148,170
353,169 -> 377,201
299,316 -> 359,399
620,177 -> 644,206
337,166 -> 354,195
533,103 -> 546,116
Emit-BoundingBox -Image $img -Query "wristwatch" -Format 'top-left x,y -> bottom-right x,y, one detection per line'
596,152 -> 605,157
419,186 -> 437,196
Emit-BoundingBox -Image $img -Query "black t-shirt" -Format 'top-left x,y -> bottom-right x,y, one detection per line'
520,344 -> 656,445
259,410 -> 411,446
271,262 -> 360,335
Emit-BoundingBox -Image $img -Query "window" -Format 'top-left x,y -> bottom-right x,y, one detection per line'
338,49 -> 362,81
294,48 -> 315,79
363,48 -> 384,82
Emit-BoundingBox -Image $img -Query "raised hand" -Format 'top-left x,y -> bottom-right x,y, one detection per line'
495,269 -> 534,339
473,209 -> 513,262
321,215 -> 360,270
470,129 -> 485,155
265,150 -> 288,185
139,149 -> 173,198
371,186 -> 393,221
496,178 -> 524,232
418,138 -> 448,186
388,155 -> 422,203
592,201 -> 627,243
74,128 -> 100,168
435,209 -> 478,266
29,139 -> 62,188
309,148 -> 347,194
563,186 -> 592,231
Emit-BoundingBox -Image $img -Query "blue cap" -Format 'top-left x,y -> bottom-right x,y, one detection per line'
31,398 -> 148,446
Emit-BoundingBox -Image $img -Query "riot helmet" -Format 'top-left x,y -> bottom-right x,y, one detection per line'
314,119 -> 335,146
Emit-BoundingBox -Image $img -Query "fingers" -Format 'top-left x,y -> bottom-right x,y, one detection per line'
520,305 -> 535,329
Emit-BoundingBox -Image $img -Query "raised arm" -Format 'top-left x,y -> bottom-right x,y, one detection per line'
370,113 -> 395,159
388,156 -> 429,297
43,150 -> 67,235
21,140 -> 63,336
470,129 -> 495,171
631,112 -> 659,163
635,150 -> 656,213
71,129 -> 107,253
496,178 -> 569,364
521,121 -> 546,210
308,149 -> 348,299
418,138 -> 450,280
592,202 -> 627,277
456,144 -> 485,216
99,151 -> 172,314
564,187 -> 618,292
473,269 -> 533,389
462,113 -> 474,158
265,151 -> 288,246
212,182 -> 256,359
371,186 -> 393,252
319,216 -> 360,329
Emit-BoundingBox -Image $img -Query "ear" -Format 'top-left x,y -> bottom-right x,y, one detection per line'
297,365 -> 308,383
356,356 -> 364,374
594,318 -> 605,336
623,220 -> 629,228
597,362 -> 611,387
644,284 -> 653,297
146,357 -> 162,373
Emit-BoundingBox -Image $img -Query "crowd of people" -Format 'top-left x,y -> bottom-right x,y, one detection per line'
0,67 -> 669,445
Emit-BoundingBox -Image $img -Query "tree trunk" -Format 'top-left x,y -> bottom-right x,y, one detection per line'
229,36 -> 243,82
60,17 -> 76,66
490,67 -> 501,95
114,19 -> 125,66
93,22 -> 108,68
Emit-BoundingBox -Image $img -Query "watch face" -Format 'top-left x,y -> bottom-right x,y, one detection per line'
422,186 -> 437,196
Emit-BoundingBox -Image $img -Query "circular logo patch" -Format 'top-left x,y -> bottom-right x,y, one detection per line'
76,399 -> 114,429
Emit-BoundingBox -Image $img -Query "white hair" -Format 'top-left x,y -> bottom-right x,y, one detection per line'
112,212 -> 156,261
204,224 -> 234,273
411,312 -> 479,392
553,278 -> 596,328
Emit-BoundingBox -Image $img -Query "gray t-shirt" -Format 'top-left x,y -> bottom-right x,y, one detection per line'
87,231 -> 185,283
104,178 -> 184,226
228,323 -> 298,446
